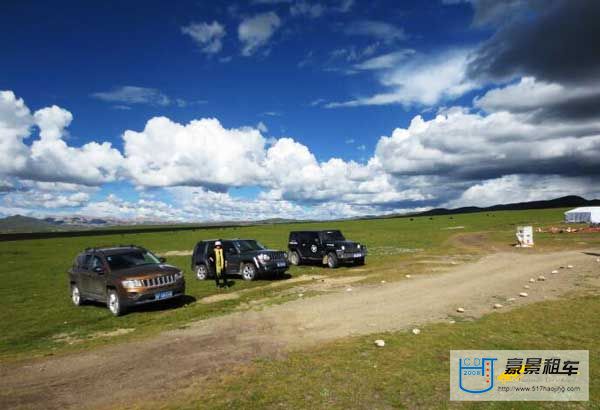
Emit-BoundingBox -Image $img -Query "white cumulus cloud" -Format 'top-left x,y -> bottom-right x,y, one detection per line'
122,117 -> 267,187
0,91 -> 124,186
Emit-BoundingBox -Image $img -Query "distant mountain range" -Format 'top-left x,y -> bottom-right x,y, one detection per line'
415,195 -> 600,217
1,195 -> 598,233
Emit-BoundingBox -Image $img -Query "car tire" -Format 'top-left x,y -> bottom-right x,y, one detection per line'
289,251 -> 300,266
327,252 -> 339,269
356,257 -> 365,266
241,263 -> 257,281
107,289 -> 126,316
195,264 -> 209,280
71,283 -> 84,306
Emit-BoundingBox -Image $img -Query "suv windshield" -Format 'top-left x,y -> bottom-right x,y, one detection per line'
321,230 -> 345,242
105,250 -> 161,270
234,240 -> 266,252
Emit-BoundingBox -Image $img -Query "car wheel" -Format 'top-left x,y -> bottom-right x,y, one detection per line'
356,257 -> 365,266
195,264 -> 209,280
71,283 -> 84,306
289,251 -> 300,266
241,263 -> 257,281
107,289 -> 125,316
327,253 -> 339,269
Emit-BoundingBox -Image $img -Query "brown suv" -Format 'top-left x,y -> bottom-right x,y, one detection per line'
68,245 -> 185,316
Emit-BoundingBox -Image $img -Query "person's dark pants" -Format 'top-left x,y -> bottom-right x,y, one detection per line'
214,270 -> 228,288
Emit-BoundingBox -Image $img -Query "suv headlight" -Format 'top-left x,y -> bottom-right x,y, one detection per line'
341,245 -> 345,251
257,253 -> 271,263
174,271 -> 184,280
122,279 -> 143,288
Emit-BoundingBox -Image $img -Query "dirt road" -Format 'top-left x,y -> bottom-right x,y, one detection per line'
1,249 -> 598,409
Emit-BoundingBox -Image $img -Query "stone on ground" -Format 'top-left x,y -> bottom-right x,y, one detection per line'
456,307 -> 465,313
412,328 -> 421,335
493,303 -> 503,309
374,339 -> 385,347
519,292 -> 529,297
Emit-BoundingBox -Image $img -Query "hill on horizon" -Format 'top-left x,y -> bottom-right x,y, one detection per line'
414,195 -> 600,218
0,215 -> 62,233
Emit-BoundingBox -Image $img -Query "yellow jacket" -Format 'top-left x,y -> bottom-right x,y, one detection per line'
215,247 -> 224,276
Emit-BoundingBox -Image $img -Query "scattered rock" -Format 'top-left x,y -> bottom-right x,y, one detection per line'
405,274 -> 412,278
529,278 -> 536,283
493,303 -> 503,309
519,292 -> 528,297
380,280 -> 386,284
551,270 -> 559,274
412,328 -> 421,335
524,285 -> 530,289
449,320 -> 456,324
596,258 -> 600,263
346,288 -> 353,292
538,275 -> 546,281
506,297 -> 516,302
567,265 -> 574,269
298,293 -> 304,298
456,307 -> 465,313
374,339 -> 385,347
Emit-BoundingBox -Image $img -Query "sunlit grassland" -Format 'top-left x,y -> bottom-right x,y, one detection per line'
164,295 -> 599,410
0,208 -> 596,361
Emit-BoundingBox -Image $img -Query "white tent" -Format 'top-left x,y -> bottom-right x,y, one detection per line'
564,207 -> 600,224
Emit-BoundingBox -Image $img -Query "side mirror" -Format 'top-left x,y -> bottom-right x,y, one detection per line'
159,257 -> 166,263
93,266 -> 105,274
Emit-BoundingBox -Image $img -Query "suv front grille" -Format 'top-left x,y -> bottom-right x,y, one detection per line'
142,274 -> 176,288
344,244 -> 360,253
268,251 -> 287,260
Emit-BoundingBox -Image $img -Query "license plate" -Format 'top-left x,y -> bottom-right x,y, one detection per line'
277,261 -> 286,267
353,253 -> 362,258
155,291 -> 173,300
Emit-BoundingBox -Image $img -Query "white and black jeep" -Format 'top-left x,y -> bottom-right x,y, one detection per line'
287,230 -> 367,268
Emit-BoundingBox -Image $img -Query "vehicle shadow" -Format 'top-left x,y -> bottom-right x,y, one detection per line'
135,295 -> 197,313
583,251 -> 600,257
267,273 -> 293,281
83,295 -> 198,316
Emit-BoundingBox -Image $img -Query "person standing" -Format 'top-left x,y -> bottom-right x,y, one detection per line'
209,240 -> 228,288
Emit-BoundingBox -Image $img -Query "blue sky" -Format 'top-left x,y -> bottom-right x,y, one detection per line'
1,0 -> 599,221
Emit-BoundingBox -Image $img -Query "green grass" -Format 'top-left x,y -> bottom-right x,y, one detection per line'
164,294 -> 600,410
0,208 -> 596,361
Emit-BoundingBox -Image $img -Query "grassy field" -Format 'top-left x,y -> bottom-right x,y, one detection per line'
0,208 -> 597,361
165,294 -> 600,409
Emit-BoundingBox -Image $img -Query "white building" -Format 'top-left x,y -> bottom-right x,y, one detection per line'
564,207 -> 600,224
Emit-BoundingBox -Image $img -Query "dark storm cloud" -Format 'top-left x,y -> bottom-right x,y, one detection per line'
468,1 -> 600,85
528,94 -> 600,123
